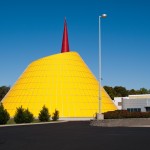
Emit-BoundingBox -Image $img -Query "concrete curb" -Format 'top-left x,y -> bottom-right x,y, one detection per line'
0,120 -> 68,128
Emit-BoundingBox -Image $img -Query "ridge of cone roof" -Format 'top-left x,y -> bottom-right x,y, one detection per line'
61,18 -> 70,53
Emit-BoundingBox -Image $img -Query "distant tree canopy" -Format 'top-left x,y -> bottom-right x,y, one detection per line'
0,86 -> 10,101
104,86 -> 150,100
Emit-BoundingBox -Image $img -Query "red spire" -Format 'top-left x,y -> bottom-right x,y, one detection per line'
61,18 -> 70,53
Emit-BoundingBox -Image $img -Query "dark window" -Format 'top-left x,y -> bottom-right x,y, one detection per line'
137,108 -> 141,112
127,108 -> 141,112
127,108 -> 130,112
145,107 -> 150,112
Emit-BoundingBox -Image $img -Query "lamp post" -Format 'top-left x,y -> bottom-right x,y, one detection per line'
97,14 -> 107,120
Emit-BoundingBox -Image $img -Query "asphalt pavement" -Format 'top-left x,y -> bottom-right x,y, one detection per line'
0,121 -> 150,150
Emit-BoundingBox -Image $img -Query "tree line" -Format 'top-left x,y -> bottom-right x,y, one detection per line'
0,85 -> 150,102
104,86 -> 150,100
0,103 -> 59,125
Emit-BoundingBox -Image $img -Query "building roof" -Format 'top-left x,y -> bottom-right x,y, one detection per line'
129,94 -> 150,99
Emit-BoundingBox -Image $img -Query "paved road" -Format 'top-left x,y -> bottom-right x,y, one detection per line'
0,121 -> 150,150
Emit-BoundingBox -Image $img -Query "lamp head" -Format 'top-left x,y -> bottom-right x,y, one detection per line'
101,14 -> 107,18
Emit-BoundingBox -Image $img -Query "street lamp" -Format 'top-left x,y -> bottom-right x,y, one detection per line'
97,14 -> 107,120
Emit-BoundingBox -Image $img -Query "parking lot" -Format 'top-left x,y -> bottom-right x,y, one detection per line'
0,121 -> 150,150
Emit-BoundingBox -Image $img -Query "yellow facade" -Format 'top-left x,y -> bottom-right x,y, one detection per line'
2,52 -> 117,118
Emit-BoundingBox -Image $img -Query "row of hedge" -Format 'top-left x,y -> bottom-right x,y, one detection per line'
0,103 -> 59,125
104,110 -> 150,119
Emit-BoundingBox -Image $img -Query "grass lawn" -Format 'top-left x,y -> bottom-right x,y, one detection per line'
6,118 -> 52,125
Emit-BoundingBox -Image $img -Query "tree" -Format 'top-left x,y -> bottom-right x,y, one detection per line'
38,105 -> 50,122
0,103 -> 10,124
14,106 -> 34,124
14,106 -> 25,123
24,109 -> 34,123
114,86 -> 128,97
103,86 -> 117,100
139,88 -> 149,94
52,109 -> 59,121
0,86 -> 10,101
128,89 -> 137,95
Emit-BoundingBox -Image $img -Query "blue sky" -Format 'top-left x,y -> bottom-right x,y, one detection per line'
0,0 -> 150,90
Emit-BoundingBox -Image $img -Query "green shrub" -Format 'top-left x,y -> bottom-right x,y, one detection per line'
14,106 -> 34,124
0,103 -> 10,125
24,109 -> 34,123
14,106 -> 25,123
52,109 -> 59,121
104,110 -> 150,119
38,105 -> 50,122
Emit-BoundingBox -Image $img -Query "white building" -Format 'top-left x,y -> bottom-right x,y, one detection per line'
113,97 -> 129,110
113,94 -> 150,112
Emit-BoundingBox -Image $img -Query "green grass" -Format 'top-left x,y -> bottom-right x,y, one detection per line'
7,118 -> 15,124
5,118 -> 53,125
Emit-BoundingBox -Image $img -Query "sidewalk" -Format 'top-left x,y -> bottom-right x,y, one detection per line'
0,120 -> 68,128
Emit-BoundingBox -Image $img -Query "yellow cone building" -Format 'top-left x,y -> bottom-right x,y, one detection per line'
2,20 -> 117,118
